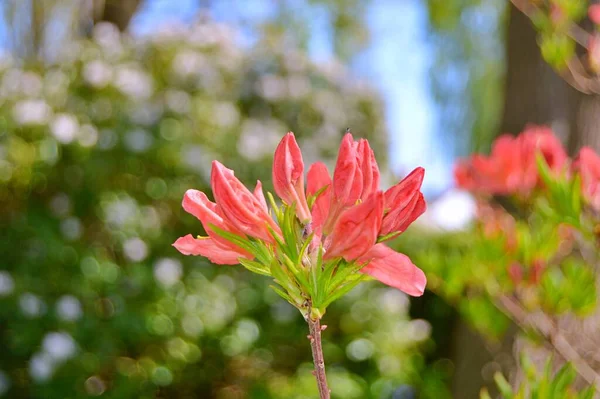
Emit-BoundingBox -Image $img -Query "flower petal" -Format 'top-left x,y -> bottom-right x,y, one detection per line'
358,244 -> 426,296
211,161 -> 282,242
253,180 -> 268,213
324,191 -> 383,261
172,234 -> 248,265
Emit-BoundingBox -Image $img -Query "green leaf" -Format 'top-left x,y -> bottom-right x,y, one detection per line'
269,258 -> 303,301
208,224 -> 257,256
307,184 -> 330,209
267,192 -> 282,224
578,385 -> 595,399
238,258 -> 271,276
494,371 -> 514,399
479,388 -> 492,399
377,231 -> 401,243
320,275 -> 366,309
549,363 -> 576,397
269,284 -> 294,304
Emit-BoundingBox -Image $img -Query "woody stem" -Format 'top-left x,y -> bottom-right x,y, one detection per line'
308,316 -> 330,399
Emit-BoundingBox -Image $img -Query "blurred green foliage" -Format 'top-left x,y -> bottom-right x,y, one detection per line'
482,355 -> 596,399
0,19 -> 445,399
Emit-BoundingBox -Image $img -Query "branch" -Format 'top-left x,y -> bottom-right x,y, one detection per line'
308,316 -> 331,399
508,0 -> 591,47
496,294 -> 600,391
508,0 -> 600,95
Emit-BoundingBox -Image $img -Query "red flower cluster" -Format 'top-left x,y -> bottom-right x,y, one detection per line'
174,132 -> 427,296
454,125 -> 567,197
455,125 -> 600,212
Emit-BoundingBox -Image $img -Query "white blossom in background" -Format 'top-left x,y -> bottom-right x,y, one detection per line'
283,50 -> 308,73
29,352 -> 54,382
258,74 -> 286,100
407,319 -> 431,342
92,23 -> 123,57
188,24 -> 219,47
78,124 -> 99,147
49,193 -> 71,217
0,272 -> 14,296
55,295 -> 83,321
378,288 -> 409,315
124,129 -> 154,153
314,90 -> 346,125
181,314 -> 204,337
171,50 -> 205,78
83,60 -> 113,88
103,196 -> 138,227
165,90 -> 191,114
114,66 -> 154,100
60,217 -> 83,241
346,338 -> 375,361
154,258 -> 183,288
182,145 -> 213,181
0,68 -> 23,97
213,102 -> 239,128
287,75 -> 312,99
42,332 -> 77,361
20,72 -> 43,97
12,100 -> 52,126
123,238 -> 148,262
238,119 -> 285,161
50,113 -> 79,144
19,293 -> 46,318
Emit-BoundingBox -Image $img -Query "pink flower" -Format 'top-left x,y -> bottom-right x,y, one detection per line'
273,132 -> 311,222
211,161 -> 282,243
381,167 -> 426,236
358,244 -> 427,297
173,189 -> 252,264
324,192 -> 383,260
175,131 -> 427,297
305,133 -> 427,296
575,146 -> 600,210
454,125 -> 567,197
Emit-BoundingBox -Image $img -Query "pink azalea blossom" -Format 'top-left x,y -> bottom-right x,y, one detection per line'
454,125 -> 567,197
175,132 -> 428,297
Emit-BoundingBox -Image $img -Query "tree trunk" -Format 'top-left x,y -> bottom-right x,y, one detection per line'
92,0 -> 142,31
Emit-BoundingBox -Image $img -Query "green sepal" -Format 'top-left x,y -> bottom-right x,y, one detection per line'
238,258 -> 271,276
377,231 -> 401,243
307,184 -> 330,209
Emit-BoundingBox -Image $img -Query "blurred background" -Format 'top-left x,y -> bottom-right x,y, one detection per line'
0,0 -> 597,398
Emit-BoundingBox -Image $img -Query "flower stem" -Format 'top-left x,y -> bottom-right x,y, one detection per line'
308,316 -> 330,399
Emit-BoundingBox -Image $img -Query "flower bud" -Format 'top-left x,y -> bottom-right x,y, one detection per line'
273,132 -> 311,222
381,167 -> 425,236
